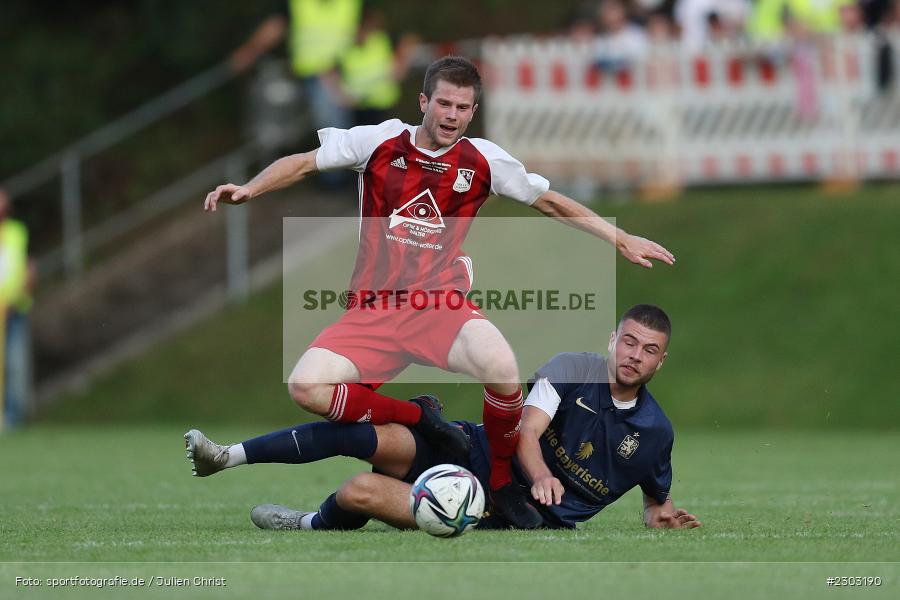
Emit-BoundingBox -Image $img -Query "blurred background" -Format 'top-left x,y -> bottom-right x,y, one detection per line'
2,0 -> 899,432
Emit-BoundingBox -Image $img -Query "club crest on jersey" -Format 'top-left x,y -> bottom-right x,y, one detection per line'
389,189 -> 446,230
453,168 -> 475,193
617,435 -> 639,459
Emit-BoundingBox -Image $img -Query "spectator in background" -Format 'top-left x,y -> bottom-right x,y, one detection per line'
748,0 -> 857,43
675,0 -> 750,53
334,7 -> 419,126
860,0 -> 897,28
747,0 -> 787,43
594,0 -> 650,71
230,0 -> 363,133
629,0 -> 678,27
0,189 -> 33,431
566,1 -> 600,43
887,0 -> 900,27
645,9 -> 677,44
747,2 -> 879,112
839,1 -> 866,32
871,0 -> 900,90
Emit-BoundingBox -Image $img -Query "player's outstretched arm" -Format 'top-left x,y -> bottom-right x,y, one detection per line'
642,493 -> 701,529
531,190 -> 675,269
227,14 -> 287,73
516,407 -> 565,506
203,149 -> 319,212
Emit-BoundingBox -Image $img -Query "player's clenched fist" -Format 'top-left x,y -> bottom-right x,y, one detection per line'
204,184 -> 251,212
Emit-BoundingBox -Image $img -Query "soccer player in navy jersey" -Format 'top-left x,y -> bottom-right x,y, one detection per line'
187,305 -> 700,530
200,56 -> 675,528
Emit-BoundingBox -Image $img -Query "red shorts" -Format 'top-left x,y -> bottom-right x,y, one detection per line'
309,292 -> 486,384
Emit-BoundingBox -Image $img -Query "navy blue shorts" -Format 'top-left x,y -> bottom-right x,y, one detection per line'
399,421 -> 490,487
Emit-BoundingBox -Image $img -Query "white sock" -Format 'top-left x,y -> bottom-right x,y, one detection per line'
299,513 -> 317,530
224,443 -> 247,468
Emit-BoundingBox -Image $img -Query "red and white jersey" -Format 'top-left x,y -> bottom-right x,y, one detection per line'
316,119 -> 549,296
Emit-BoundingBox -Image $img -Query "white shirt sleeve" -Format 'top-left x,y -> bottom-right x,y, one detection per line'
468,138 -> 549,205
315,119 -> 408,173
524,377 -> 562,420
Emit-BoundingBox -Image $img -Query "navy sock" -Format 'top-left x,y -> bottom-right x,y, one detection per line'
311,492 -> 369,530
242,422 -> 378,465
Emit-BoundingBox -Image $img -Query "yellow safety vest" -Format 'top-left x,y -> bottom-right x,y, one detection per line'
0,220 -> 30,313
749,0 -> 852,40
748,0 -> 787,41
289,0 -> 361,77
340,31 -> 400,110
789,0 -> 851,33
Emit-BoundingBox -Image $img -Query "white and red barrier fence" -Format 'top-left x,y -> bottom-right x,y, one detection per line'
482,34 -> 900,188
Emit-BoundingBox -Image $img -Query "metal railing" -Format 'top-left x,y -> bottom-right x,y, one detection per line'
2,62 -> 237,279
1,37 -> 476,285
3,35 -> 480,288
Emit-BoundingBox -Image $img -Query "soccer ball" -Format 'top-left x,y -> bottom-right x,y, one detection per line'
409,464 -> 485,537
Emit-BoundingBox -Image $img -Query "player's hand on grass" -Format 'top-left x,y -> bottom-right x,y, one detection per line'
204,184 -> 251,211
650,507 -> 701,529
530,475 -> 565,506
617,234 -> 675,269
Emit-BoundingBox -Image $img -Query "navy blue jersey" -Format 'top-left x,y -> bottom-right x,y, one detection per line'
399,352 -> 674,529
512,352 -> 674,528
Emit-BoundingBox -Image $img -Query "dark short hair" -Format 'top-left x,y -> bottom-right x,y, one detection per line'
619,304 -> 671,340
423,56 -> 482,102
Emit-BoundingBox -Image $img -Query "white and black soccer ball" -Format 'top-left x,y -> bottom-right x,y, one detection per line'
409,464 -> 485,537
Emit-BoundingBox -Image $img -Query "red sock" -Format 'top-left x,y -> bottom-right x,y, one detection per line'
326,383 -> 421,425
482,386 -> 524,490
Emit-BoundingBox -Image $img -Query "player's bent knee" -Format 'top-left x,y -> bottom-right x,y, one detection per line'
287,381 -> 328,412
337,473 -> 380,512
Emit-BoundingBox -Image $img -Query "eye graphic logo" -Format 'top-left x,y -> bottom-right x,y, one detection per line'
389,189 -> 446,230
407,203 -> 438,222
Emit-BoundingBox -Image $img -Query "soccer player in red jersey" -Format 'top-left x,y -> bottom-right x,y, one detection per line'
203,56 -> 675,528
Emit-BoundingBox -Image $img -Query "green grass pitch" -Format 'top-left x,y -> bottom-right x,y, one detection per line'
1,426 -> 897,599
5,184 -> 900,598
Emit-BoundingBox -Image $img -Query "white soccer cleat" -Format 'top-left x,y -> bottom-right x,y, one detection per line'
250,504 -> 314,531
184,429 -> 229,477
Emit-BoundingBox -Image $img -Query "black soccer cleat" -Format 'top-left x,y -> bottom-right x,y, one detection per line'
490,483 -> 544,529
411,393 -> 444,414
410,394 -> 471,458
